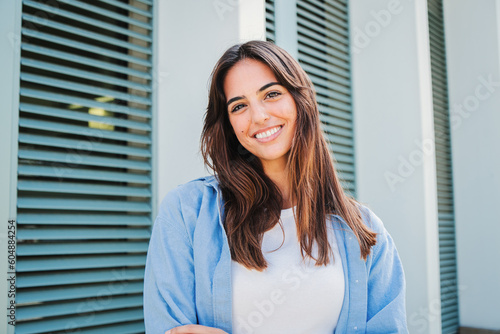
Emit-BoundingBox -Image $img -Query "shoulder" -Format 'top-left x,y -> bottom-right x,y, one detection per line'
160,175 -> 218,204
157,175 -> 219,218
356,203 -> 387,235
331,203 -> 387,236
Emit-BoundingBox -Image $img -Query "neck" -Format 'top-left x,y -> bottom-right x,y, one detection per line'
261,157 -> 295,210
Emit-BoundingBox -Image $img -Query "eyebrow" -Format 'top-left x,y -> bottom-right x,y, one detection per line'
226,82 -> 281,107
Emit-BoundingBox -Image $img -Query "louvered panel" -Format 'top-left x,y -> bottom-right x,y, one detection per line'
22,14 -> 151,55
428,2 -> 459,333
18,227 -> 151,240
297,0 -> 355,195
20,88 -> 150,117
18,180 -> 151,196
17,213 -> 151,226
18,241 -> 149,256
23,0 -> 151,42
17,267 -> 145,288
21,59 -> 151,92
23,28 -> 151,66
19,134 -> 151,157
20,103 -> 151,130
17,295 -> 143,321
22,44 -> 151,79
16,0 -> 153,332
16,281 -> 144,306
17,255 -> 147,272
18,150 -> 151,171
18,198 -> 151,212
15,308 -> 144,334
19,118 -> 151,143
21,73 -> 151,104
18,165 -> 151,183
69,321 -> 145,334
265,0 -> 275,42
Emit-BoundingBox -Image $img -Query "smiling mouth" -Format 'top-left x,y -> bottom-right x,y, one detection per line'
254,125 -> 283,139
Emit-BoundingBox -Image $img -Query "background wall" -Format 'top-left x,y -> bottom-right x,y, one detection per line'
349,1 -> 442,333
443,0 -> 500,330
155,0 -> 266,207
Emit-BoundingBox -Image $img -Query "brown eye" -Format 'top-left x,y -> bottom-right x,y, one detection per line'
266,91 -> 281,99
231,104 -> 245,113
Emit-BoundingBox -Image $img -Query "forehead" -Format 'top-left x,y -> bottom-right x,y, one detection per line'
223,59 -> 278,97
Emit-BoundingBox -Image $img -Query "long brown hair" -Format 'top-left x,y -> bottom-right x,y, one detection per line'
201,40 -> 377,271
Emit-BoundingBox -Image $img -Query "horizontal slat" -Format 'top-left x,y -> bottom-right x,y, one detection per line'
18,165 -> 151,183
23,0 -> 151,42
19,118 -> 151,144
318,112 -> 352,130
21,73 -> 151,105
16,255 -> 147,272
136,0 -> 153,5
58,0 -> 152,30
17,197 -> 151,212
19,133 -> 151,157
100,0 -> 152,17
15,307 -> 144,334
22,14 -> 151,55
17,227 -> 151,240
17,241 -> 149,255
316,94 -> 351,115
22,28 -> 151,67
297,2 -> 348,38
16,281 -> 142,305
18,149 -> 151,171
20,103 -> 151,131
18,179 -> 151,196
17,267 -> 145,288
297,25 -> 348,54
17,294 -> 143,321
320,121 -> 353,139
21,58 -> 151,92
75,321 -> 145,334
299,50 -> 350,80
20,88 -> 150,118
16,213 -> 151,226
16,124 -> 134,151
22,44 -> 151,79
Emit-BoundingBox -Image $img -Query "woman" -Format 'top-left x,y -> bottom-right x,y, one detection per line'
144,40 -> 408,334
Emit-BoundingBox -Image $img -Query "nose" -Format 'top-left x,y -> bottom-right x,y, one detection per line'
250,102 -> 270,124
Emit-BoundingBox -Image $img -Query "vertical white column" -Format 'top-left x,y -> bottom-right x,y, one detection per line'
274,0 -> 298,60
349,1 -> 442,333
0,1 -> 21,334
443,0 -> 500,330
154,0 -> 266,210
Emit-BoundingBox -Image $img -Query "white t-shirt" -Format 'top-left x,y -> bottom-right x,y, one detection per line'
231,206 -> 345,334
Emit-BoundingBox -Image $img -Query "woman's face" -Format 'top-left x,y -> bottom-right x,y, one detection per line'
224,59 -> 297,171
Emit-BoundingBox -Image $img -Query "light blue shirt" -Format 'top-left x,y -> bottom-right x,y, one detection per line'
144,175 -> 409,333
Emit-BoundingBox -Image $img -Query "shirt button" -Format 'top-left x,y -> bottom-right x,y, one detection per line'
349,237 -> 352,240
355,279 -> 359,283
354,326 -> 358,330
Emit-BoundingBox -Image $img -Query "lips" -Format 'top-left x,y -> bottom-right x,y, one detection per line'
253,125 -> 284,143
253,125 -> 283,139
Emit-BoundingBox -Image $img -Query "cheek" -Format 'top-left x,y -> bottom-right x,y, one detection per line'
231,118 -> 251,136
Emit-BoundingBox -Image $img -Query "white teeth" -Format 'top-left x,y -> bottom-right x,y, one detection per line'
255,126 -> 282,139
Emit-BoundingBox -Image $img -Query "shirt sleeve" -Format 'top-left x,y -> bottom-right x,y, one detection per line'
143,189 -> 197,333
365,209 -> 409,333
